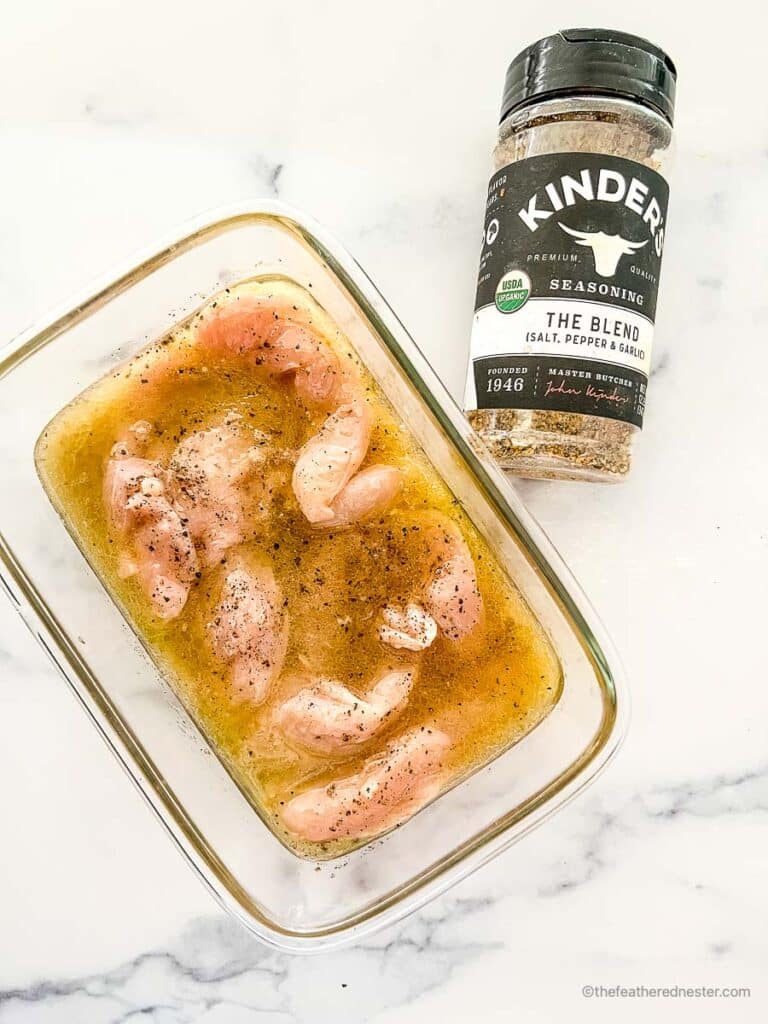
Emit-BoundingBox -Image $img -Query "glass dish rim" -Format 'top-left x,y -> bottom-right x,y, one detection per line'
0,200 -> 630,952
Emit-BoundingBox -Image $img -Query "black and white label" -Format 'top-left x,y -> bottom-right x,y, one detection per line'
464,152 -> 669,428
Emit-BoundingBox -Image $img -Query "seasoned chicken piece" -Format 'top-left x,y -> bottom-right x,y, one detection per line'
275,667 -> 414,753
424,522 -> 483,641
170,418 -> 272,567
103,454 -> 167,532
197,294 -> 311,354
103,454 -> 198,620
257,325 -> 342,407
197,298 -> 342,406
379,603 -> 437,652
282,727 -> 451,842
292,400 -> 371,523
208,563 -> 288,705
121,492 -> 199,619
322,465 -> 403,528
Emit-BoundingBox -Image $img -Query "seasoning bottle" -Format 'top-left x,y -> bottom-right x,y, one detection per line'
464,29 -> 676,482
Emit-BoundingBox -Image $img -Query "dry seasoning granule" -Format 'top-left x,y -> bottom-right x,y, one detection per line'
464,31 -> 676,483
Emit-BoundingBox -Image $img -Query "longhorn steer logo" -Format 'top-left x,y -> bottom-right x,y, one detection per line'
558,223 -> 648,278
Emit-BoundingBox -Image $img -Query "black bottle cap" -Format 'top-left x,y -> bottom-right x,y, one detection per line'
501,28 -> 677,126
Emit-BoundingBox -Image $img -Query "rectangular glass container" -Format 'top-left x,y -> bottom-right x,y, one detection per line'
0,203 -> 627,951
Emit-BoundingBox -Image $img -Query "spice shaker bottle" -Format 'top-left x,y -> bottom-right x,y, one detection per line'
464,29 -> 676,482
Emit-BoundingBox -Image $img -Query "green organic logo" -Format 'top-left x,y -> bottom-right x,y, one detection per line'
495,270 -> 531,313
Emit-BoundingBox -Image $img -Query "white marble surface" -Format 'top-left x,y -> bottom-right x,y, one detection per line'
1,1 -> 766,1021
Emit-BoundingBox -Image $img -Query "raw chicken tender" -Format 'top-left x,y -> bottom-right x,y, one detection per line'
322,465 -> 403,528
275,667 -> 414,753
103,453 -> 167,532
209,563 -> 288,705
197,294 -> 311,354
103,451 -> 198,620
424,522 -> 483,641
170,418 -> 273,566
282,727 -> 451,842
292,400 -> 371,524
198,297 -> 342,406
258,325 -> 342,407
379,603 -> 438,652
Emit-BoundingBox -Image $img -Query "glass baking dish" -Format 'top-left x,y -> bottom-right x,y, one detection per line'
0,202 -> 627,951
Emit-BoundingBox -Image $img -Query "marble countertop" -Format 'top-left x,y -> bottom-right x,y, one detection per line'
1,1 -> 765,1021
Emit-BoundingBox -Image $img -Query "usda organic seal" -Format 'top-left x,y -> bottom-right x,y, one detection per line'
495,270 -> 530,313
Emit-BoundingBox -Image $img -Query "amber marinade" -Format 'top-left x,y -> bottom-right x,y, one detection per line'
35,278 -> 561,857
